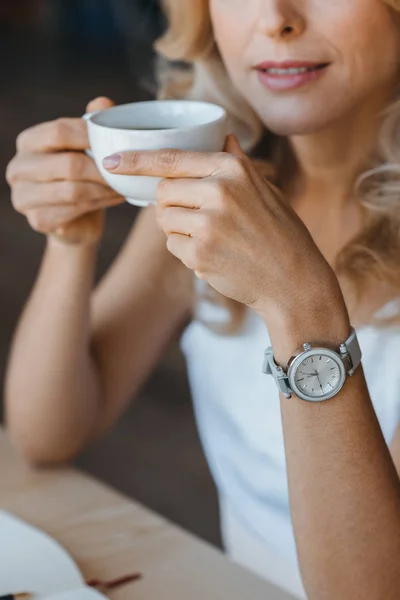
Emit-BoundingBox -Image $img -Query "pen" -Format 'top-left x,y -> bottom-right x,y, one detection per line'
0,594 -> 32,600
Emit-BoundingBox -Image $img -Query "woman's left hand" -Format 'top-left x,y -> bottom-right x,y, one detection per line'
103,136 -> 342,330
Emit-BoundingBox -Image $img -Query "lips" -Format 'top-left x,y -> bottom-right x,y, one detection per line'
255,61 -> 330,92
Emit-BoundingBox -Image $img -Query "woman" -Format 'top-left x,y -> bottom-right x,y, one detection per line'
5,1 -> 400,598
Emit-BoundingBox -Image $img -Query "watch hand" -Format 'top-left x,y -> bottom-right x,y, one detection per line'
314,371 -> 324,392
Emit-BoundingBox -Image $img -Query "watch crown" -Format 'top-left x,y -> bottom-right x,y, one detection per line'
303,343 -> 312,351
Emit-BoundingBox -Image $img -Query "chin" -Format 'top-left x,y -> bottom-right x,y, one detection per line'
261,113 -> 331,137
250,91 -> 355,138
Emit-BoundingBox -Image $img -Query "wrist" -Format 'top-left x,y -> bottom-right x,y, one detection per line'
46,232 -> 100,269
47,211 -> 105,248
263,290 -> 351,368
43,232 -> 99,295
47,232 -> 101,252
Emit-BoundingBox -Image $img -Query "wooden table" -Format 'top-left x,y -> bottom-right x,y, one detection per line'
0,430 -> 295,600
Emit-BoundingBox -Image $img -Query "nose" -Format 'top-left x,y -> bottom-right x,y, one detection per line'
258,0 -> 306,40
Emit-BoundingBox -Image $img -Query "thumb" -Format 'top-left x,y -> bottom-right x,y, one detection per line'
224,133 -> 246,158
86,96 -> 115,114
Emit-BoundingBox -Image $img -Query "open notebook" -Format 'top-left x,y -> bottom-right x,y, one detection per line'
0,511 -> 106,600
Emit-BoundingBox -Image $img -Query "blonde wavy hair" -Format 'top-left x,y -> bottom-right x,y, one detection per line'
155,0 -> 400,333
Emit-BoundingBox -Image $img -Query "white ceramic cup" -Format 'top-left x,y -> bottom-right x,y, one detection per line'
85,100 -> 228,207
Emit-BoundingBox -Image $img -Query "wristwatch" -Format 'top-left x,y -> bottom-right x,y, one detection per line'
262,328 -> 362,402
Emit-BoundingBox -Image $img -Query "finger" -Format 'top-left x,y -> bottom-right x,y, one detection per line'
26,205 -> 88,233
26,204 -> 105,234
7,152 -> 106,185
12,180 -> 123,211
157,177 -> 211,209
156,206 -> 201,237
102,148 -> 229,179
17,118 -> 89,153
86,96 -> 115,114
25,196 -> 119,234
224,134 -> 246,158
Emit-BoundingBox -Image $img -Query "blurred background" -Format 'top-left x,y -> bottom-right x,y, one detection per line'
0,0 -> 220,546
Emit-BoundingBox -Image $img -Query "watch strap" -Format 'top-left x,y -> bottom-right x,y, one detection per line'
262,348 -> 292,398
339,327 -> 362,376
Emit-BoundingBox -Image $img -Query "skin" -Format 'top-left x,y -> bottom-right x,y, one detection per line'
4,1 -> 400,598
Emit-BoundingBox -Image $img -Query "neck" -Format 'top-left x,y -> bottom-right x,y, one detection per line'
286,88 -> 395,209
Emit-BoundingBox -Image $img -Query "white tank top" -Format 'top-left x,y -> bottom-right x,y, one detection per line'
180,280 -> 400,599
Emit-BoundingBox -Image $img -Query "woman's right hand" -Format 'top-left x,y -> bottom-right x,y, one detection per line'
6,96 -> 124,245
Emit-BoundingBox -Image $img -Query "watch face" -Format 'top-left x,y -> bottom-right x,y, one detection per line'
288,348 -> 346,402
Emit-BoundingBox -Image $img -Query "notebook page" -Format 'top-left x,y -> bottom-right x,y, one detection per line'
0,511 -> 84,597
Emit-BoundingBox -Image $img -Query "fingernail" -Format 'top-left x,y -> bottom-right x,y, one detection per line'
102,154 -> 121,170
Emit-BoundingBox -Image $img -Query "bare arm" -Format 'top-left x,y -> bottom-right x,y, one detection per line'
5,100 -> 192,464
268,311 -> 400,600
6,209 -> 191,464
